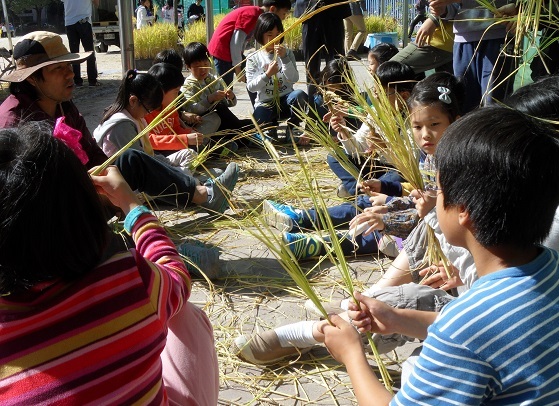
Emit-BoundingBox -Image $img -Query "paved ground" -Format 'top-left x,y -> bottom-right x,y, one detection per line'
1,34 -> 420,405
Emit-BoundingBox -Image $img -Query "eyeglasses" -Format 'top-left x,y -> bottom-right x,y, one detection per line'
424,184 -> 442,193
140,100 -> 153,114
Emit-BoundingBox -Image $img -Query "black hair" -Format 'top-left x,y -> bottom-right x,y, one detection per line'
407,72 -> 465,121
0,122 -> 109,294
435,107 -> 559,248
148,63 -> 184,93
262,0 -> 292,10
369,43 -> 399,65
319,58 -> 353,97
101,70 -> 163,123
183,42 -> 209,67
376,61 -> 416,93
9,69 -> 44,97
504,75 -> 559,126
153,48 -> 183,71
254,12 -> 284,46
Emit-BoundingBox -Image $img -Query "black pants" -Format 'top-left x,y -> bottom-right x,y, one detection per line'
66,20 -> 98,85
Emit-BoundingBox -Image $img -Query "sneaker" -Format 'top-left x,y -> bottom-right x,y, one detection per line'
232,330 -> 313,365
261,200 -> 302,232
304,298 -> 345,317
202,162 -> 239,213
286,125 -> 309,146
346,49 -> 360,60
177,241 -> 223,279
336,184 -> 352,198
283,232 -> 323,260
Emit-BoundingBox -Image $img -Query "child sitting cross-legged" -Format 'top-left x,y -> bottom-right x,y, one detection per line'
246,12 -> 309,145
322,106 -> 559,404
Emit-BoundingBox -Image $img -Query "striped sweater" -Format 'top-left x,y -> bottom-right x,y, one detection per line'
0,213 -> 191,405
393,247 -> 559,405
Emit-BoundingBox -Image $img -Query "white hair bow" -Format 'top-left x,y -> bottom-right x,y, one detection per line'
437,86 -> 451,104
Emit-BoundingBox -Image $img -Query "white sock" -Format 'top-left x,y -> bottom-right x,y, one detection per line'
205,184 -> 214,202
275,321 -> 319,348
340,285 -> 382,310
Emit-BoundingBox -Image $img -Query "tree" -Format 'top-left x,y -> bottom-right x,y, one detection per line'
10,0 -> 56,24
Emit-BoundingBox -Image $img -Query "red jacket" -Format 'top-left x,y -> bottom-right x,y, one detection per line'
144,107 -> 192,151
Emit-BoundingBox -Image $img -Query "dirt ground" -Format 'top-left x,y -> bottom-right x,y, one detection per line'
1,34 -> 420,405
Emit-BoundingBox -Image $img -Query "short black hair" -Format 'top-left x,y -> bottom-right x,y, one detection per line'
153,48 -> 183,71
183,41 -> 209,66
0,122 -> 109,294
376,61 -> 416,93
435,107 -> 559,248
319,57 -> 352,97
369,43 -> 399,65
148,63 -> 184,92
407,72 -> 465,121
9,69 -> 44,97
504,74 -> 559,126
262,0 -> 291,10
254,12 -> 284,46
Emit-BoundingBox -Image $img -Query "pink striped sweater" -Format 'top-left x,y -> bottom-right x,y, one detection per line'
0,213 -> 191,405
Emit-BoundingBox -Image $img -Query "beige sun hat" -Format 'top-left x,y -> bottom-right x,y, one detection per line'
1,31 -> 92,83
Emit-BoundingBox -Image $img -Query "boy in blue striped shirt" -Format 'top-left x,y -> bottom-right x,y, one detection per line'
322,106 -> 559,405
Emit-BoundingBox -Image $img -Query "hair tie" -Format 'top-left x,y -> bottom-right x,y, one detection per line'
437,86 -> 451,104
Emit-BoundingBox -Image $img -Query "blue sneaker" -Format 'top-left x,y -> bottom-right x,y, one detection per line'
283,232 -> 323,260
262,200 -> 302,232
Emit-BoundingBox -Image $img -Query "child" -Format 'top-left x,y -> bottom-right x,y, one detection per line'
367,42 -> 398,75
322,106 -> 559,404
182,41 -> 251,140
246,12 -> 308,144
94,70 -> 239,213
136,0 -> 154,29
145,63 -> 203,176
0,122 -> 219,404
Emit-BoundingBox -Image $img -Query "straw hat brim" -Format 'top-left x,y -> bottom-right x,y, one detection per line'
1,51 -> 93,83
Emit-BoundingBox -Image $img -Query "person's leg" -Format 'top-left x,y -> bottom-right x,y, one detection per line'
453,41 -> 481,114
253,104 -> 278,130
79,22 -> 98,85
161,302 -> 219,406
391,43 -> 453,75
213,57 -> 233,86
327,153 -> 360,195
214,103 -> 252,133
302,20 -> 322,100
66,23 -> 83,85
343,17 -> 353,53
349,15 -> 367,52
481,38 -> 515,106
284,89 -> 308,126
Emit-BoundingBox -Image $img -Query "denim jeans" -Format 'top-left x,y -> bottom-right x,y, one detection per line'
253,90 -> 308,128
213,57 -> 234,86
66,21 -> 98,85
116,149 -> 199,208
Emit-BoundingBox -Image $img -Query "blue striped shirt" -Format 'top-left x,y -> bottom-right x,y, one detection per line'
393,247 -> 559,405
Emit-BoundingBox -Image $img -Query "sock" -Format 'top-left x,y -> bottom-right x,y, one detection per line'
205,184 -> 214,202
275,321 -> 319,348
340,284 -> 382,310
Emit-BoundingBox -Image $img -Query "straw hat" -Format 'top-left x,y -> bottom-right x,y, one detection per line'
1,31 -> 92,83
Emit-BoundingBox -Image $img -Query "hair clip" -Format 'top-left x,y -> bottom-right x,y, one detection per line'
437,86 -> 451,104
126,69 -> 138,80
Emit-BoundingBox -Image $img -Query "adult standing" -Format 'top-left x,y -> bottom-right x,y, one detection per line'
344,0 -> 367,59
62,0 -> 99,87
293,0 -> 351,100
207,0 -> 291,86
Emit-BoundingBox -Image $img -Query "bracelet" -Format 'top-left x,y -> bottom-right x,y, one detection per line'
124,205 -> 152,234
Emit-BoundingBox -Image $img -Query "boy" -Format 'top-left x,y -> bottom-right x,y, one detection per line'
322,106 -> 559,404
207,0 -> 291,85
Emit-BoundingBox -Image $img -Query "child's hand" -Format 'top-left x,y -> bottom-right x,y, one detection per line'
415,17 -> 436,47
209,90 -> 227,103
419,263 -> 463,290
187,132 -> 205,146
413,189 -> 437,218
349,209 -> 385,235
346,292 -> 401,335
330,113 -> 347,136
319,314 -> 364,364
225,89 -> 235,100
266,60 -> 280,77
181,111 -> 202,125
369,192 -> 388,206
359,178 -> 382,194
89,165 -> 141,214
274,44 -> 287,58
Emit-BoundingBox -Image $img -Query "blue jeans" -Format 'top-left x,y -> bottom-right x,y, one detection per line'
253,90 -> 308,127
213,57 -> 234,86
66,20 -> 97,85
453,38 -> 514,113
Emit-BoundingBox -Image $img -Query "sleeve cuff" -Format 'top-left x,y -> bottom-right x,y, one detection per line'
124,205 -> 152,234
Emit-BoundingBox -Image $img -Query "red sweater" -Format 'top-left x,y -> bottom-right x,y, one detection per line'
145,107 -> 192,151
208,6 -> 262,62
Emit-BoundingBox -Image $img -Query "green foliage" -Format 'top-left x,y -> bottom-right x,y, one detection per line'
134,22 -> 180,59
364,15 -> 401,37
10,0 -> 52,14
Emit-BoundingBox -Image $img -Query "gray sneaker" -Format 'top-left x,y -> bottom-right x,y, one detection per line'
232,330 -> 313,365
177,241 -> 223,279
201,162 -> 239,213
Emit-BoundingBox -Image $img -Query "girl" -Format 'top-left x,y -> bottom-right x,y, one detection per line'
136,0 -> 154,29
93,70 -> 240,213
246,12 -> 308,144
0,122 -> 218,404
367,42 -> 398,75
233,73 -> 465,365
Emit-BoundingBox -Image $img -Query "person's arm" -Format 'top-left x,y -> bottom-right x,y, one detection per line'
246,54 -> 270,93
230,30 -> 248,78
279,48 -> 299,83
106,121 -> 143,152
381,208 -> 420,239
181,82 -> 214,114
